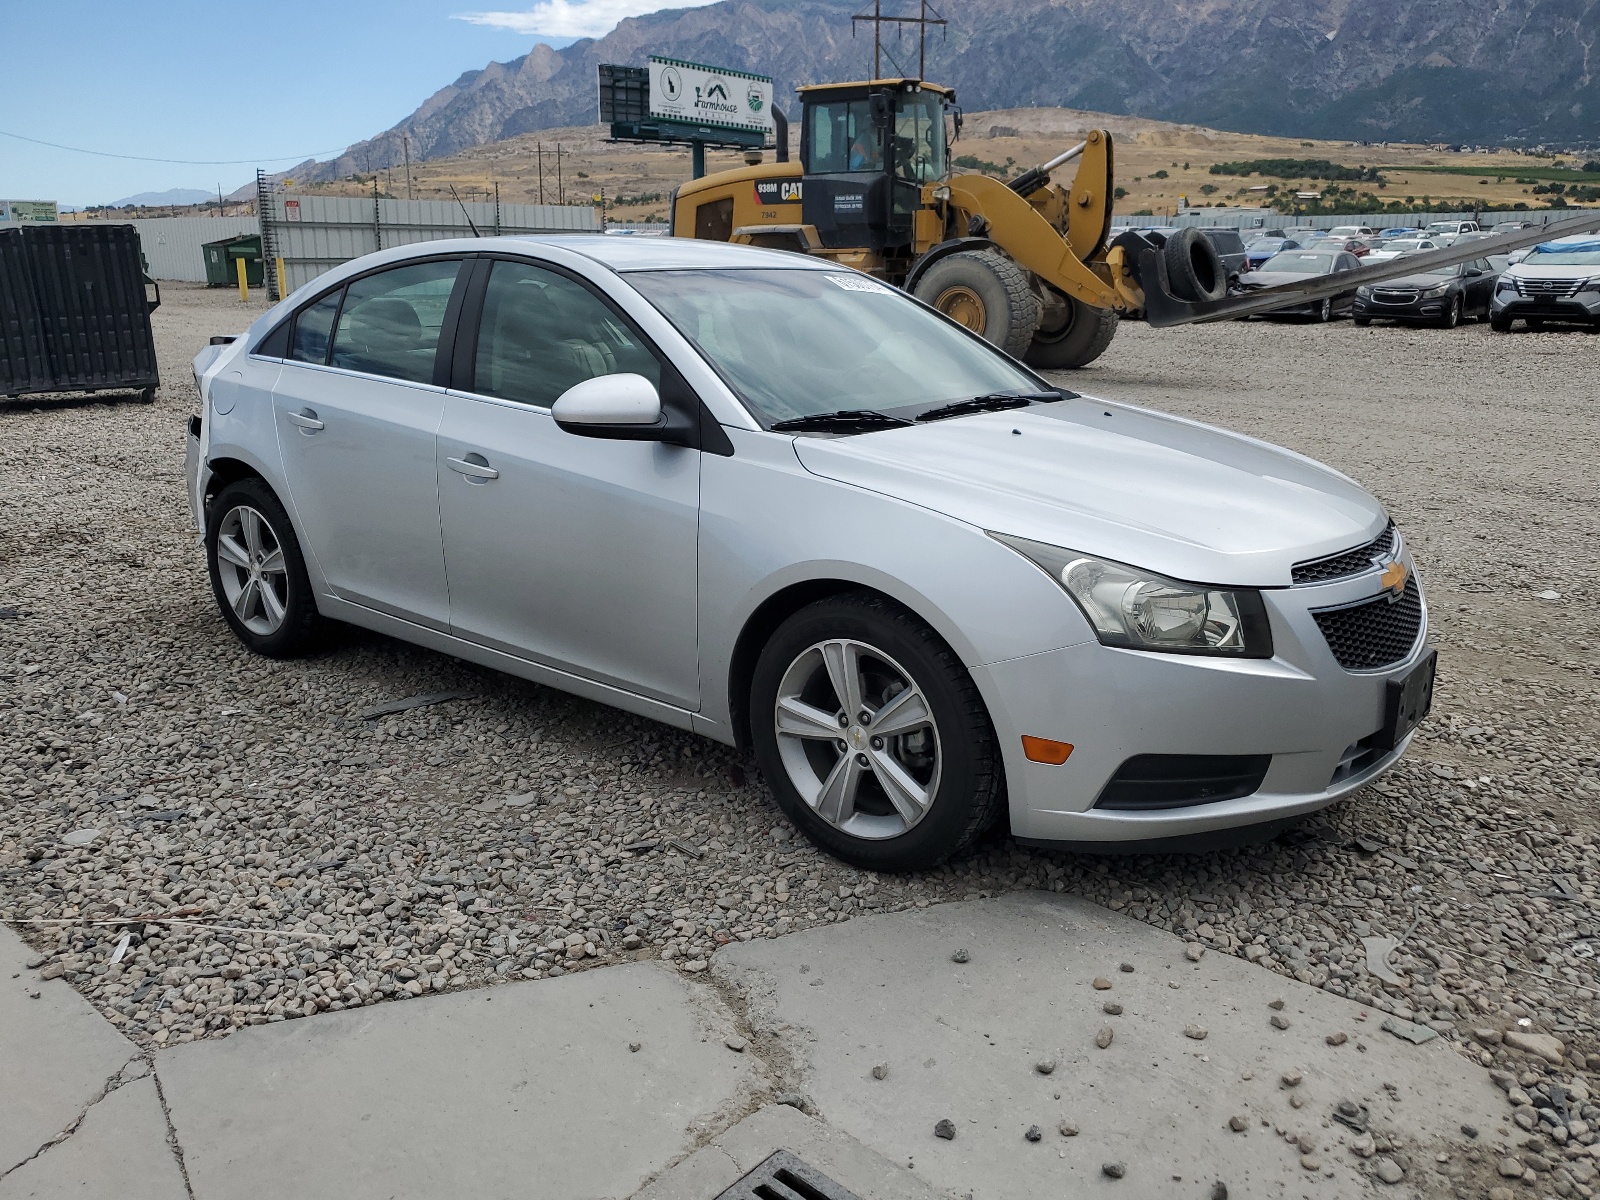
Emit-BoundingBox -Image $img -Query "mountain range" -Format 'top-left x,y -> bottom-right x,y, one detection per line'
298,0 -> 1600,181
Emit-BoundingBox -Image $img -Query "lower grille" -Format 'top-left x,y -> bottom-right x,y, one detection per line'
1313,578 -> 1423,670
1095,754 -> 1272,811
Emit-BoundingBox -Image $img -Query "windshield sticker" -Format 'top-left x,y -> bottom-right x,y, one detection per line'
826,274 -> 894,294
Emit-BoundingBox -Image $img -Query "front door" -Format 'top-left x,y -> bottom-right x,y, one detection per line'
437,259 -> 701,708
272,258 -> 463,629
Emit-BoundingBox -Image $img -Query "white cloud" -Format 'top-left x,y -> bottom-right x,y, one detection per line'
454,0 -> 720,39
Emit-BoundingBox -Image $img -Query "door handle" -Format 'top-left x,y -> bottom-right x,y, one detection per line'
286,408 -> 324,432
446,455 -> 499,481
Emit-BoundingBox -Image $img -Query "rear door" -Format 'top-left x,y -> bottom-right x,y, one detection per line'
271,258 -> 466,629
436,257 -> 702,707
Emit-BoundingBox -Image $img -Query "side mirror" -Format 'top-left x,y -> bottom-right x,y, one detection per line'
551,373 -> 665,440
1464,266 -> 1483,277
869,92 -> 890,127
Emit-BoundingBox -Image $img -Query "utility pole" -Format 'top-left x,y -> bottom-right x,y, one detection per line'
537,143 -> 545,204
557,143 -> 564,205
216,182 -> 224,216
852,0 -> 946,79
402,134 -> 413,200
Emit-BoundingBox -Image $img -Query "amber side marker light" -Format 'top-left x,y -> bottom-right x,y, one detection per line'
1021,736 -> 1074,765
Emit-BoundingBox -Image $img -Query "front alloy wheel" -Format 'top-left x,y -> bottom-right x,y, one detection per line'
750,593 -> 1003,871
773,638 -> 941,840
215,505 -> 289,635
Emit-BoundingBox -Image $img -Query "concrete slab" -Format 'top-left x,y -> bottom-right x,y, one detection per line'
0,1076 -> 187,1200
634,1104 -> 952,1200
157,962 -> 756,1200
0,926 -> 141,1172
716,892 -> 1507,1200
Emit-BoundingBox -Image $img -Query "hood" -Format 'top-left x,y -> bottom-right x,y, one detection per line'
791,398 -> 1386,588
1367,271 -> 1462,288
1507,262 -> 1597,281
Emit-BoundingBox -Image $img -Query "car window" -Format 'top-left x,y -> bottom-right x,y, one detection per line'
472,260 -> 661,408
290,291 -> 341,364
330,260 -> 461,384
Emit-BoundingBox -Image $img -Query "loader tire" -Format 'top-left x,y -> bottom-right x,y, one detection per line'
914,251 -> 1040,358
1024,295 -> 1119,369
1162,228 -> 1227,303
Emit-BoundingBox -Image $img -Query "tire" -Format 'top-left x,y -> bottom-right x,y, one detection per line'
1526,317 -> 1546,331
1439,295 -> 1461,329
912,251 -> 1040,358
749,592 -> 1004,872
1490,312 -> 1512,332
206,477 -> 322,658
1161,228 -> 1227,303
1308,297 -> 1331,323
1353,317 -> 1371,327
1023,294 -> 1119,369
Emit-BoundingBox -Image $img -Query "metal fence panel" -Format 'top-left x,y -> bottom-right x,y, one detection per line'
19,217 -> 262,282
271,194 -> 599,294
1111,209 -> 1579,232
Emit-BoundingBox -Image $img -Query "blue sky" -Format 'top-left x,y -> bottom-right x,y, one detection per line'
1,1 -> 712,207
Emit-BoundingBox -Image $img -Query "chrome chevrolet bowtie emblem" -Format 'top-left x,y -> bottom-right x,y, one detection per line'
849,726 -> 866,749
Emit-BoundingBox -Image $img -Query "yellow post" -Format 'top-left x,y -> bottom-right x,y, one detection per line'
235,255 -> 248,302
276,256 -> 287,300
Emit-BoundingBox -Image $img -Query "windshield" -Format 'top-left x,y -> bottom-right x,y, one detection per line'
894,91 -> 947,183
1425,223 -> 1459,234
1260,252 -> 1334,274
1247,238 -> 1284,250
1527,241 -> 1600,266
627,268 -> 1041,425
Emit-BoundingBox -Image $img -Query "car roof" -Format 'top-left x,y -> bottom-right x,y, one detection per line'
493,234 -> 828,272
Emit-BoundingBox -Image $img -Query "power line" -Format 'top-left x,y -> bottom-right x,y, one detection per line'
0,128 -> 350,166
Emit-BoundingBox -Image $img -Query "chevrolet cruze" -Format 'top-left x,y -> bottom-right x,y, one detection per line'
186,237 -> 1434,871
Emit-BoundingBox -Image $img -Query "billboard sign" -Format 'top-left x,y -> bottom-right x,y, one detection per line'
647,56 -> 773,136
0,200 -> 60,223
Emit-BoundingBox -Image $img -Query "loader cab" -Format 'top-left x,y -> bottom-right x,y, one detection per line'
798,80 -> 954,255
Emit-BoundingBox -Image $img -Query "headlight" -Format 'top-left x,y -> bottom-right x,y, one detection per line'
1355,285 -> 1372,297
1419,284 -> 1451,298
1496,277 -> 1517,292
991,534 -> 1274,657
1580,278 -> 1600,293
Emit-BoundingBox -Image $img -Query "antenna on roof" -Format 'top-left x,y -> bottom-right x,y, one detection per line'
449,184 -> 482,237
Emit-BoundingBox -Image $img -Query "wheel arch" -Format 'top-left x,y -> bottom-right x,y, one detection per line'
904,237 -> 1000,293
202,451 -> 331,601
725,574 -> 991,753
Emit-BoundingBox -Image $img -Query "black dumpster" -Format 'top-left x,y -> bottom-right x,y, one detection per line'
0,224 -> 161,401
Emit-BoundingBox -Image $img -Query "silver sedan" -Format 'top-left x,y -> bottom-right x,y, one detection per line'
187,237 -> 1434,871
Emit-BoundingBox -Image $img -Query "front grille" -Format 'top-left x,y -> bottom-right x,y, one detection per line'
1095,754 -> 1272,811
1313,577 -> 1423,671
1515,277 -> 1583,299
1372,289 -> 1418,304
1292,524 -> 1396,585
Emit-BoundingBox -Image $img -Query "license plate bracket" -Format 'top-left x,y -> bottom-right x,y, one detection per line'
1376,648 -> 1437,751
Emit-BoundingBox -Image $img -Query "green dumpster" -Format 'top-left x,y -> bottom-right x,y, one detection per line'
202,234 -> 263,287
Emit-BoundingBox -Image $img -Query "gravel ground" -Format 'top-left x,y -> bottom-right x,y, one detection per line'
3,285 -> 1597,1190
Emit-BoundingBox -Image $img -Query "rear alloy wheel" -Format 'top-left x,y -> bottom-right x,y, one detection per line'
1024,293 -> 1119,370
1439,294 -> 1462,329
1312,297 -> 1332,323
206,477 -> 322,657
750,594 -> 1003,871
913,251 -> 1040,358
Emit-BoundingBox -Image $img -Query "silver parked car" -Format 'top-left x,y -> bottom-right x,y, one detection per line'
186,237 -> 1434,870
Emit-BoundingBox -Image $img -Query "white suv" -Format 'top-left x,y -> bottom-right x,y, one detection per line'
1423,220 -> 1480,246
1490,235 -> 1600,330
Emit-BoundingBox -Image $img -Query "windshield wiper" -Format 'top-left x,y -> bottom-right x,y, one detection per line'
769,409 -> 913,433
915,390 -> 1068,423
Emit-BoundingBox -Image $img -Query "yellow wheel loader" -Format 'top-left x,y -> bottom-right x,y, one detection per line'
670,78 -> 1600,364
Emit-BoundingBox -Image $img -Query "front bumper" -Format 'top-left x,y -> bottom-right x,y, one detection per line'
1491,292 -> 1600,324
185,413 -> 208,539
1353,292 -> 1452,321
975,556 -> 1429,844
